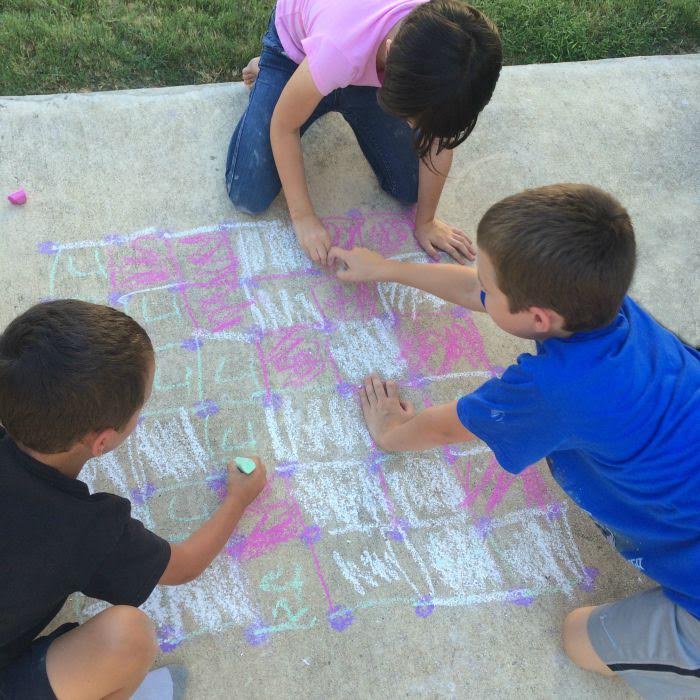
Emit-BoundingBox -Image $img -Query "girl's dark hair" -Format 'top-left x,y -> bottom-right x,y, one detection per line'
0,300 -> 153,453
378,0 -> 502,160
477,184 -> 637,332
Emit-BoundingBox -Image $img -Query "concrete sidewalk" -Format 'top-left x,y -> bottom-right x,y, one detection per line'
1,55 -> 698,699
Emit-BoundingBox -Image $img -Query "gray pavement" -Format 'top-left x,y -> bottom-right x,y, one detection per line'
1,54 -> 698,699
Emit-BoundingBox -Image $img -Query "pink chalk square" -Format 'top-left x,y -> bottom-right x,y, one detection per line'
107,234 -> 180,295
258,326 -> 335,390
395,311 -> 494,377
309,276 -> 381,323
170,230 -> 240,285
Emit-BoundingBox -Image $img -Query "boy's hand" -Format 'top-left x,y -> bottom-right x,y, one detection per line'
328,246 -> 388,282
293,213 -> 332,266
225,457 -> 267,507
361,374 -> 415,450
414,218 -> 476,264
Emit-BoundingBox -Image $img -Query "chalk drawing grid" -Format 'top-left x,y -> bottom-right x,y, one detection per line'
40,210 -> 595,652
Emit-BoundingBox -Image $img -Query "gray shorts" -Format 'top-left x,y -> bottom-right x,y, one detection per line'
588,587 -> 700,699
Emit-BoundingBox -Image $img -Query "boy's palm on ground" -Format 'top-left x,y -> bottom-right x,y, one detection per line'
361,374 -> 415,450
226,457 -> 267,507
414,218 -> 476,264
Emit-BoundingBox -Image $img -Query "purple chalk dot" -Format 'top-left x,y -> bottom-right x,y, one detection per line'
415,596 -> 435,618
275,460 -> 298,478
406,374 -> 428,389
300,524 -> 322,545
262,392 -> 283,411
240,277 -> 261,289
136,415 -> 147,427
157,625 -> 184,653
37,241 -> 58,255
103,233 -> 126,246
194,399 -> 220,418
244,624 -> 271,646
579,566 -> 600,592
130,481 -> 156,506
207,471 -> 227,494
336,381 -> 355,398
491,365 -> 506,378
367,451 -> 384,474
244,325 -> 265,344
346,208 -> 363,219
507,589 -> 535,606
225,533 -> 246,559
474,516 -> 493,539
450,306 -> 470,318
327,606 -> 354,632
388,528 -> 405,542
107,291 -> 125,306
546,502 -> 563,521
168,282 -> 188,294
180,337 -> 202,351
442,445 -> 458,465
316,318 -> 336,334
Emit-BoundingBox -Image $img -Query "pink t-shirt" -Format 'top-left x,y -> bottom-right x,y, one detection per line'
275,0 -> 427,96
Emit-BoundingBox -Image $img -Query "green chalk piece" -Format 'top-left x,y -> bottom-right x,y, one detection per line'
234,457 -> 257,475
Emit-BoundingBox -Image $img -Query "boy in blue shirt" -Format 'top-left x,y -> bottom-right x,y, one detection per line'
0,300 -> 266,700
329,184 -> 700,698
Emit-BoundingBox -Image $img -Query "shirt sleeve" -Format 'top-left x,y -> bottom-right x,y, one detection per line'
82,516 -> 171,606
457,358 -> 568,473
301,35 -> 355,95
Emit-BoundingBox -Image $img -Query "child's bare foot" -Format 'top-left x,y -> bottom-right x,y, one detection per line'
242,57 -> 260,88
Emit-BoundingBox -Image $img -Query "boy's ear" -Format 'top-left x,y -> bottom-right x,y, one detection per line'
88,428 -> 118,458
528,306 -> 556,334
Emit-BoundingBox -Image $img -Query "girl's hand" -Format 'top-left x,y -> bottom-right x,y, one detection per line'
414,218 -> 476,264
293,213 -> 332,266
328,246 -> 388,282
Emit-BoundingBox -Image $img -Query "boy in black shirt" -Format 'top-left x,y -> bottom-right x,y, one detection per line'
0,300 -> 267,699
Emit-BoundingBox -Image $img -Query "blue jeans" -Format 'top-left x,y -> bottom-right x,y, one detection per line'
225,13 -> 419,215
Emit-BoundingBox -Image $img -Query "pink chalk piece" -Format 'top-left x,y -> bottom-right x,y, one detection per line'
7,189 -> 27,205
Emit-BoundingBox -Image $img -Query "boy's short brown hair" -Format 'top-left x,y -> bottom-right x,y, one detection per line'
477,184 -> 636,332
0,300 -> 153,453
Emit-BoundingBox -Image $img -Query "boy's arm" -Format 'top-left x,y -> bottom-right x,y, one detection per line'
414,146 -> 475,264
270,59 -> 330,265
159,459 -> 267,585
361,374 -> 475,452
328,246 -> 486,312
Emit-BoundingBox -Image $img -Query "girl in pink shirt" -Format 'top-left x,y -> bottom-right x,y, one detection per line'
225,0 -> 502,266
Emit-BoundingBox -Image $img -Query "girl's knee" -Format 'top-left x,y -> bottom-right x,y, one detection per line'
227,185 -> 272,215
381,176 -> 418,204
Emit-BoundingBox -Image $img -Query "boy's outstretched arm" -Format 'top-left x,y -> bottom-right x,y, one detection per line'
328,246 -> 486,312
361,374 -> 475,452
159,459 -> 267,585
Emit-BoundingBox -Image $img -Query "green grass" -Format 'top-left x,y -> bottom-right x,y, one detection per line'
1,0 -> 698,95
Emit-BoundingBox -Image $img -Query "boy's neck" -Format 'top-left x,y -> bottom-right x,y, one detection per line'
16,441 -> 88,479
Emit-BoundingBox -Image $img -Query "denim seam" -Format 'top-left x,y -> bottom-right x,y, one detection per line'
226,79 -> 259,195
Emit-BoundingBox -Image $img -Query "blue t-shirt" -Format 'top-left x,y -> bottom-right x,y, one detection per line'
457,296 -> 700,617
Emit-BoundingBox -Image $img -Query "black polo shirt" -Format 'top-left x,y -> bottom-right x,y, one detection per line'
0,430 -> 170,668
